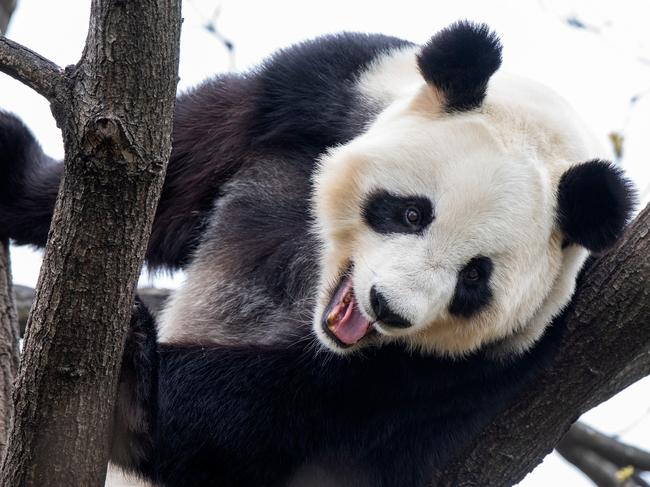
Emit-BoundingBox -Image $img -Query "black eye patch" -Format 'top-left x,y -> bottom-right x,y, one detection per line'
449,256 -> 493,318
362,190 -> 434,235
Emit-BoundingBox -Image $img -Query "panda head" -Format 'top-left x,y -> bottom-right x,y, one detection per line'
312,21 -> 635,357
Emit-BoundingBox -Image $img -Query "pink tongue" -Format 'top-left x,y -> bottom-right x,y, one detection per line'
330,281 -> 370,345
334,297 -> 371,345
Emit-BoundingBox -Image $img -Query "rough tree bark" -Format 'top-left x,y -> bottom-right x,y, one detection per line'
434,202 -> 650,486
0,1 -> 181,485
0,241 -> 18,459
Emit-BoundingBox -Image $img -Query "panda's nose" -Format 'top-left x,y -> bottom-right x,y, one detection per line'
370,286 -> 412,329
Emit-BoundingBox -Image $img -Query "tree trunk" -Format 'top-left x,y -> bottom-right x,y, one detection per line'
0,1 -> 181,485
0,241 -> 19,459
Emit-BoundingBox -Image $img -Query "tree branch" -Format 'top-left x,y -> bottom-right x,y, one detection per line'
434,202 -> 650,486
0,36 -> 63,102
562,422 -> 650,471
558,422 -> 650,487
556,442 -> 624,487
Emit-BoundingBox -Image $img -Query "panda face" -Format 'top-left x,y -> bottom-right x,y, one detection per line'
311,71 -> 609,357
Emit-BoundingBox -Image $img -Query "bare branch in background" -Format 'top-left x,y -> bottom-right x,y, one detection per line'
188,0 -> 236,70
557,442 -> 623,487
558,422 -> 650,487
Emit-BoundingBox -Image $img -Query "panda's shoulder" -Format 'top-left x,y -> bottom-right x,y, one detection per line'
245,32 -> 414,150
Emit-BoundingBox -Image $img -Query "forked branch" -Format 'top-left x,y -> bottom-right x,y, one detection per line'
0,36 -> 63,102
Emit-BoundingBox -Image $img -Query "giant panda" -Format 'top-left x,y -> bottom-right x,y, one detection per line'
0,21 -> 635,487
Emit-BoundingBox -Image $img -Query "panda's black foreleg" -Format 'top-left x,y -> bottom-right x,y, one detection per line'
110,298 -> 158,480
0,111 -> 61,247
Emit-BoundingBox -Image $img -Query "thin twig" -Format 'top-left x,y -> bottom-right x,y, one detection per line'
187,0 -> 236,70
0,36 -> 63,101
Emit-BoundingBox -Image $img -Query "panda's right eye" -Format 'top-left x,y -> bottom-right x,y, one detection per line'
449,256 -> 494,318
362,190 -> 434,235
462,265 -> 481,283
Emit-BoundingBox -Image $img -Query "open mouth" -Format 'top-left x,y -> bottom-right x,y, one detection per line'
322,274 -> 376,348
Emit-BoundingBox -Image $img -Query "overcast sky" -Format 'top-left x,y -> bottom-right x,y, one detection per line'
2,1 -> 649,485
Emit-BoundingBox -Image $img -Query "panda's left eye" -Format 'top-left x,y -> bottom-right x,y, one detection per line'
362,190 -> 434,235
404,207 -> 421,226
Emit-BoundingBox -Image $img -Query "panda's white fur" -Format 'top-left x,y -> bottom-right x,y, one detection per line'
312,48 -> 603,356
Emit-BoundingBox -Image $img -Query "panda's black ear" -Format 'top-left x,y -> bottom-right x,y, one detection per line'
417,21 -> 502,112
557,160 -> 636,253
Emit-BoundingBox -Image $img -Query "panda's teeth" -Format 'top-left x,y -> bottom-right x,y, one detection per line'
325,277 -> 353,325
327,289 -> 353,329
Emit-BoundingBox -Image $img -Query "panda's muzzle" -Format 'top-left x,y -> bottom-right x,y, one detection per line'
370,286 -> 412,329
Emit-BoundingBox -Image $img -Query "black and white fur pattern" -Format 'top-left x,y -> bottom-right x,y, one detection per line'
0,22 -> 635,487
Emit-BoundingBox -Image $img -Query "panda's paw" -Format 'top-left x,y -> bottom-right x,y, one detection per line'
124,298 -> 158,362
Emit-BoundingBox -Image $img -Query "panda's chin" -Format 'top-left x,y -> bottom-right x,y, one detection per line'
321,274 -> 377,349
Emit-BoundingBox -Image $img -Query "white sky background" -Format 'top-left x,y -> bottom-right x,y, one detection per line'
1,1 -> 650,485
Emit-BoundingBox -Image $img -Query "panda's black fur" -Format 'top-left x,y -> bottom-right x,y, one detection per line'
417,21 -> 502,111
123,301 -> 566,487
0,22 -> 634,487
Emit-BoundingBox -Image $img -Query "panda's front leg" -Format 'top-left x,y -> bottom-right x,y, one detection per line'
0,111 -> 62,248
110,299 -> 158,481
